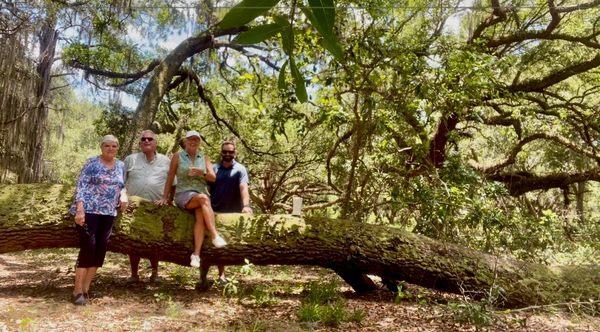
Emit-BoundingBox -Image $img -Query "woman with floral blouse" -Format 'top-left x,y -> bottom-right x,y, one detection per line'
69,135 -> 128,305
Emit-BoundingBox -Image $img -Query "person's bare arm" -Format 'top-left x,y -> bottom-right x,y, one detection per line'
203,156 -> 216,182
158,153 -> 179,205
75,201 -> 85,226
119,188 -> 129,212
240,182 -> 252,214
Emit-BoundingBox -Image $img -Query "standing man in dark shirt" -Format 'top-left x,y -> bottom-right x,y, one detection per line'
210,141 -> 252,214
200,140 -> 251,287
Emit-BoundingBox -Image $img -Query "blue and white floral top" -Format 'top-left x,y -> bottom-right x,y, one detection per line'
69,156 -> 126,217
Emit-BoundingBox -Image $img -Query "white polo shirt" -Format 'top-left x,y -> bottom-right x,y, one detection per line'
124,152 -> 171,201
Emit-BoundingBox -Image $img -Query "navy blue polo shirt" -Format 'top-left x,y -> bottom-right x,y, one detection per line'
209,160 -> 249,213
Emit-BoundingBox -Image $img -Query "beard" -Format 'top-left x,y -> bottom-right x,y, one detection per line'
222,155 -> 234,162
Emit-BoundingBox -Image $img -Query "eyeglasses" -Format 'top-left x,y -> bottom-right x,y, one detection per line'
140,137 -> 154,142
221,150 -> 235,154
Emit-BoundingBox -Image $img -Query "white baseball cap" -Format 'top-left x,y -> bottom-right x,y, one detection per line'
185,130 -> 201,139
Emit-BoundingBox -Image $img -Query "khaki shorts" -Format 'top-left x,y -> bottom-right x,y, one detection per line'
174,190 -> 210,209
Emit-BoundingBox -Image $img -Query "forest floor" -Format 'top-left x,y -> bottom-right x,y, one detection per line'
0,249 -> 597,331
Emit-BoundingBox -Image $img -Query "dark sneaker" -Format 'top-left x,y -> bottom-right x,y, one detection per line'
149,274 -> 163,283
126,276 -> 140,284
195,279 -> 213,292
217,277 -> 229,287
72,293 -> 86,306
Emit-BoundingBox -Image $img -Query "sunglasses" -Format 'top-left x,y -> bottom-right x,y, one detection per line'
140,137 -> 154,142
221,150 -> 235,154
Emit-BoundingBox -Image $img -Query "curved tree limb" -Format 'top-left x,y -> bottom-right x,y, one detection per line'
476,133 -> 600,174
469,0 -> 511,43
486,169 -> 600,196
214,42 -> 280,71
488,31 -> 600,49
178,68 -> 270,156
508,54 -> 600,93
556,0 -> 600,13
68,59 -> 160,82
122,26 -> 248,156
477,0 -> 600,49
325,127 -> 354,194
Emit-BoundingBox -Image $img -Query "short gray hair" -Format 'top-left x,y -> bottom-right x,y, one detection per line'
100,134 -> 119,147
140,130 -> 156,139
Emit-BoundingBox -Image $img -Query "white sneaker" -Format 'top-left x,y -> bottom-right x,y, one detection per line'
190,253 -> 201,268
212,234 -> 227,248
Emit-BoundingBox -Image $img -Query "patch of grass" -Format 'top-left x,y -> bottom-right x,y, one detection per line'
297,303 -> 320,323
221,277 -> 240,297
164,301 -> 184,318
448,301 -> 494,327
239,258 -> 255,276
153,292 -> 183,318
168,265 -> 196,287
319,302 -> 348,327
17,317 -> 35,331
304,280 -> 341,305
249,285 -> 279,307
446,284 -> 503,327
229,319 -> 270,332
394,282 -> 427,304
347,308 -> 366,323
296,279 -> 364,327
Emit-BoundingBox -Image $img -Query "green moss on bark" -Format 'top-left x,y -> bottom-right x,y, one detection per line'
0,184 -> 598,308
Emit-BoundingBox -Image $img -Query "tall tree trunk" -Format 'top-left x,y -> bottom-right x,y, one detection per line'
20,14 -> 57,183
0,183 -> 598,309
574,182 -> 585,223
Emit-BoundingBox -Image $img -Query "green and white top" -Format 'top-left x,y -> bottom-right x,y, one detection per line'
175,150 -> 209,195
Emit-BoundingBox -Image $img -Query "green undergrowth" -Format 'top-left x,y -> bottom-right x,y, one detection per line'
296,280 -> 365,327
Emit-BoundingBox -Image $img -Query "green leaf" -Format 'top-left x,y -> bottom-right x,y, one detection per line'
218,0 -> 281,30
278,60 -> 288,90
320,34 -> 343,60
301,3 -> 343,60
289,58 -> 307,102
234,23 -> 284,44
274,16 -> 294,55
308,0 -> 335,33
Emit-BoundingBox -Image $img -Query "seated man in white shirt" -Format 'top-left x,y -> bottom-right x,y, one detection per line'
124,130 -> 171,283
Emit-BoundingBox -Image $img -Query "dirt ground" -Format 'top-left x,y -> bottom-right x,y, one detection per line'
0,249 -> 597,331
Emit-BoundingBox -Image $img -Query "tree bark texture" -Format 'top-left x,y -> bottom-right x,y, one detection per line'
0,184 -> 597,308
24,14 -> 58,183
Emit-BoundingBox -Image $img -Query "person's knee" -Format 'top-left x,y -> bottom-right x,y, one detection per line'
196,194 -> 209,205
189,194 -> 208,207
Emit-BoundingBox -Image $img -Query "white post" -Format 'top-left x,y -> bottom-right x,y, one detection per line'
292,196 -> 303,216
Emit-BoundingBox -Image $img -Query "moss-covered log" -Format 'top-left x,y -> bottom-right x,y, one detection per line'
0,184 -> 598,308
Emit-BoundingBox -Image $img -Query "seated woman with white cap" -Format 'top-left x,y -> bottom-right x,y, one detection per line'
159,130 -> 227,268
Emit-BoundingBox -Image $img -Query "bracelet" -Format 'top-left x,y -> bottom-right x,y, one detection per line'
243,204 -> 251,208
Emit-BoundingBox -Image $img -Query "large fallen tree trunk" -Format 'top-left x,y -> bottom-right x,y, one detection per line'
0,184 -> 598,308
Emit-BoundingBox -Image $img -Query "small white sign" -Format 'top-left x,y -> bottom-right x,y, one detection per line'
292,196 -> 303,216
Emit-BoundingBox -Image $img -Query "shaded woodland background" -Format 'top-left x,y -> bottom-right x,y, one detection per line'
1,0 -> 598,289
